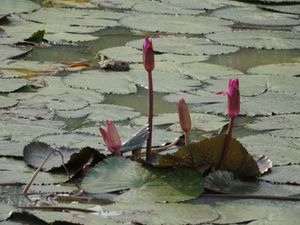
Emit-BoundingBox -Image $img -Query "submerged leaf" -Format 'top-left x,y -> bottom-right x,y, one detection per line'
159,135 -> 261,177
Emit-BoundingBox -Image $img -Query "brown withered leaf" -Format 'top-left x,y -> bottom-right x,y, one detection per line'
158,135 -> 267,177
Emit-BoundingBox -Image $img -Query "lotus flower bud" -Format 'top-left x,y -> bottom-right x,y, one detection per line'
226,79 -> 240,118
99,120 -> 121,156
143,38 -> 154,72
178,98 -> 192,133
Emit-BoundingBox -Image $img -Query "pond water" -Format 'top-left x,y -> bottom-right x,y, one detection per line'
1,0 -> 300,224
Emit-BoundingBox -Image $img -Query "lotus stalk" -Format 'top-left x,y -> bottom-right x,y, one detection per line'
178,97 -> 192,145
216,79 -> 240,169
99,120 -> 122,156
143,38 -> 155,161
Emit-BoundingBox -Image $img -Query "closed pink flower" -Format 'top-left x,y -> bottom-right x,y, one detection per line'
226,79 -> 240,118
178,98 -> 191,133
99,120 -> 121,156
143,38 -> 154,72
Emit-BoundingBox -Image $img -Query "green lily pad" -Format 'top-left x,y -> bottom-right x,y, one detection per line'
47,94 -> 89,111
270,128 -> 300,138
91,0 -> 140,9
0,0 -> 40,14
35,132 -> 104,150
105,202 -> 219,225
124,68 -> 201,93
0,45 -> 32,60
260,4 -> 300,15
260,165 -> 300,184
247,63 -> 300,76
246,114 -> 300,130
120,14 -> 233,35
0,141 -> 27,157
0,157 -> 68,184
63,70 -> 137,94
0,203 -> 14,221
179,62 -> 244,81
213,7 -> 299,26
238,134 -> 300,165
82,157 -> 204,202
0,96 -> 18,109
127,36 -> 239,56
99,46 -> 142,63
203,75 -> 267,97
252,0 -> 300,3
133,1 -> 203,15
45,32 -> 99,42
206,30 -> 300,49
267,75 -> 300,95
192,92 -> 300,116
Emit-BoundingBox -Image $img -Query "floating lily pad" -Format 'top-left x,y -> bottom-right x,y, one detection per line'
133,1 -> 203,15
45,32 -> 99,42
266,75 -> 300,95
35,132 -> 103,150
99,46 -> 142,63
0,157 -> 68,184
0,203 -> 14,221
270,128 -> 300,138
91,0 -> 140,9
247,62 -> 300,76
213,7 -> 299,26
63,70 -> 137,94
260,4 -> 300,15
203,75 -> 267,97
238,134 -> 300,165
127,36 -> 239,56
192,92 -> 300,116
0,141 -> 27,157
260,165 -> 300,184
207,30 -> 300,49
0,78 -> 28,93
124,68 -> 201,93
120,14 -> 232,35
246,114 -> 300,131
105,202 -> 219,225
47,94 -> 89,111
0,96 -> 18,109
82,157 -> 204,202
179,62 -> 244,81
0,0 -> 40,14
0,45 -> 32,60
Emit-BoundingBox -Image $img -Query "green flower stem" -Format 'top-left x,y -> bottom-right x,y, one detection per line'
184,131 -> 190,145
146,71 -> 153,161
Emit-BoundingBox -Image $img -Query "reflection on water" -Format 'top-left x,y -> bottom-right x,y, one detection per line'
208,48 -> 300,73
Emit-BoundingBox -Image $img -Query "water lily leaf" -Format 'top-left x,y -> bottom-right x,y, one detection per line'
104,202 -> 219,225
24,30 -> 45,43
23,141 -> 101,172
0,96 -> 18,109
35,132 -> 104,150
246,114 -> 300,131
132,113 -> 227,132
0,78 -> 28,93
260,4 -> 300,15
247,62 -> 300,76
42,0 -> 96,8
82,157 -> 204,202
63,70 -> 137,94
99,46 -> 142,63
0,45 -> 32,60
133,1 -> 203,15
45,32 -> 99,42
252,0 -> 300,3
239,134 -> 300,165
163,90 -> 222,104
0,141 -> 27,157
120,14 -> 233,35
179,62 -> 243,81
266,75 -> 300,95
0,203 -> 14,221
207,30 -> 300,49
91,0 -> 140,9
213,7 -> 299,26
203,75 -> 267,97
192,92 -> 300,116
260,165 -> 300,185
124,68 -> 201,93
127,36 -> 239,56
0,157 -> 68,184
159,135 -> 261,177
0,0 -> 40,14
270,128 -> 300,138
47,94 -> 89,111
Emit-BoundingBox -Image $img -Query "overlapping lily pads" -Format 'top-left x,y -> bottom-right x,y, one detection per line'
213,7 -> 299,26
247,62 -> 300,76
0,0 -> 40,15
127,36 -> 239,56
0,78 -> 28,93
207,30 -> 300,49
120,14 -> 233,34
0,96 -> 18,109
260,4 -> 300,15
0,45 -> 32,61
91,0 -> 141,9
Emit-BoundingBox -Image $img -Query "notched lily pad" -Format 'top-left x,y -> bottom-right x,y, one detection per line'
260,165 -> 300,185
82,157 -> 204,202
0,78 -> 29,93
0,95 -> 18,109
0,203 -> 14,221
0,45 -> 32,60
23,141 -> 102,172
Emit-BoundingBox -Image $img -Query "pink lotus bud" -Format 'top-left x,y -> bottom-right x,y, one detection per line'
178,98 -> 191,133
226,79 -> 240,118
99,120 -> 121,156
143,38 -> 154,72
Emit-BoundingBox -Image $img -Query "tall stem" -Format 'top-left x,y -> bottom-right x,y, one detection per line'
184,131 -> 190,145
216,117 -> 234,170
146,71 -> 153,161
